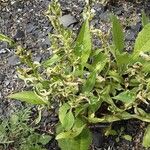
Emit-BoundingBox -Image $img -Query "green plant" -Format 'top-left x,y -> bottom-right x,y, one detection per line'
0,108 -> 51,150
1,1 -> 150,149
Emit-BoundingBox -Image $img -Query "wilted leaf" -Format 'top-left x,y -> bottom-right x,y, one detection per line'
143,124 -> 150,148
74,19 -> 91,70
113,90 -> 136,105
111,15 -> 124,53
8,91 -> 48,105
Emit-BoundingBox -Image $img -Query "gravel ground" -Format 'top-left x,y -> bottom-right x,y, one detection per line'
0,0 -> 150,149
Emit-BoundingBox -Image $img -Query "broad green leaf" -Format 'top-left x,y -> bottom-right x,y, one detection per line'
92,52 -> 107,73
142,62 -> 150,73
108,70 -> 123,83
8,91 -> 48,105
133,23 -> 150,59
113,90 -> 136,104
39,135 -> 52,145
56,125 -> 85,140
0,33 -> 14,45
74,19 -> 91,70
42,54 -> 60,68
143,124 -> 150,148
63,110 -> 75,131
57,128 -> 92,150
59,103 -> 70,125
111,15 -> 124,53
82,71 -> 96,93
123,135 -> 132,141
142,11 -> 149,27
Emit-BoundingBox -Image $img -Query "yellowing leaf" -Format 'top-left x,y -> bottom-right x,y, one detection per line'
8,91 -> 48,105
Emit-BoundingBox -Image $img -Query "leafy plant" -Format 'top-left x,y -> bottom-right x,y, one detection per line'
0,108 -> 51,150
1,1 -> 150,149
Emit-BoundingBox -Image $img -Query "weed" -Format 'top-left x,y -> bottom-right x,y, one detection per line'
1,1 -> 150,149
0,108 -> 51,150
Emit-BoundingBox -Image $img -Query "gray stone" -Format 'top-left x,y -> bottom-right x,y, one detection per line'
126,30 -> 135,41
14,29 -> 25,40
0,74 -> 5,83
26,23 -> 37,33
59,14 -> 77,27
7,55 -> 19,66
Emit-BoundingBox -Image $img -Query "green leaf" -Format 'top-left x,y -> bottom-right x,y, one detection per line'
42,54 -> 60,68
142,62 -> 150,73
92,52 -> 107,73
74,19 -> 91,70
123,135 -> 132,141
0,33 -> 14,45
108,70 -> 123,83
63,110 -> 75,131
82,71 -> 96,93
143,124 -> 150,148
39,135 -> 52,145
133,23 -> 150,59
57,128 -> 92,150
8,91 -> 48,105
59,103 -> 70,126
142,11 -> 149,27
111,15 -> 124,53
56,125 -> 85,140
113,90 -> 136,105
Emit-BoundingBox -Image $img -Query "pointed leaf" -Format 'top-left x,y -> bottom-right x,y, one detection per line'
82,71 -> 96,93
143,124 -> 150,148
0,34 -> 14,45
133,23 -> 150,59
59,103 -> 70,125
92,52 -> 107,73
57,128 -> 92,150
42,54 -> 61,68
142,11 -> 149,27
111,15 -> 124,53
113,90 -> 136,104
63,110 -> 75,131
56,125 -> 85,140
8,91 -> 48,105
75,19 -> 91,68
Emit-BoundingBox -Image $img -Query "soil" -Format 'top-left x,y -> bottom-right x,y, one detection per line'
0,0 -> 150,150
